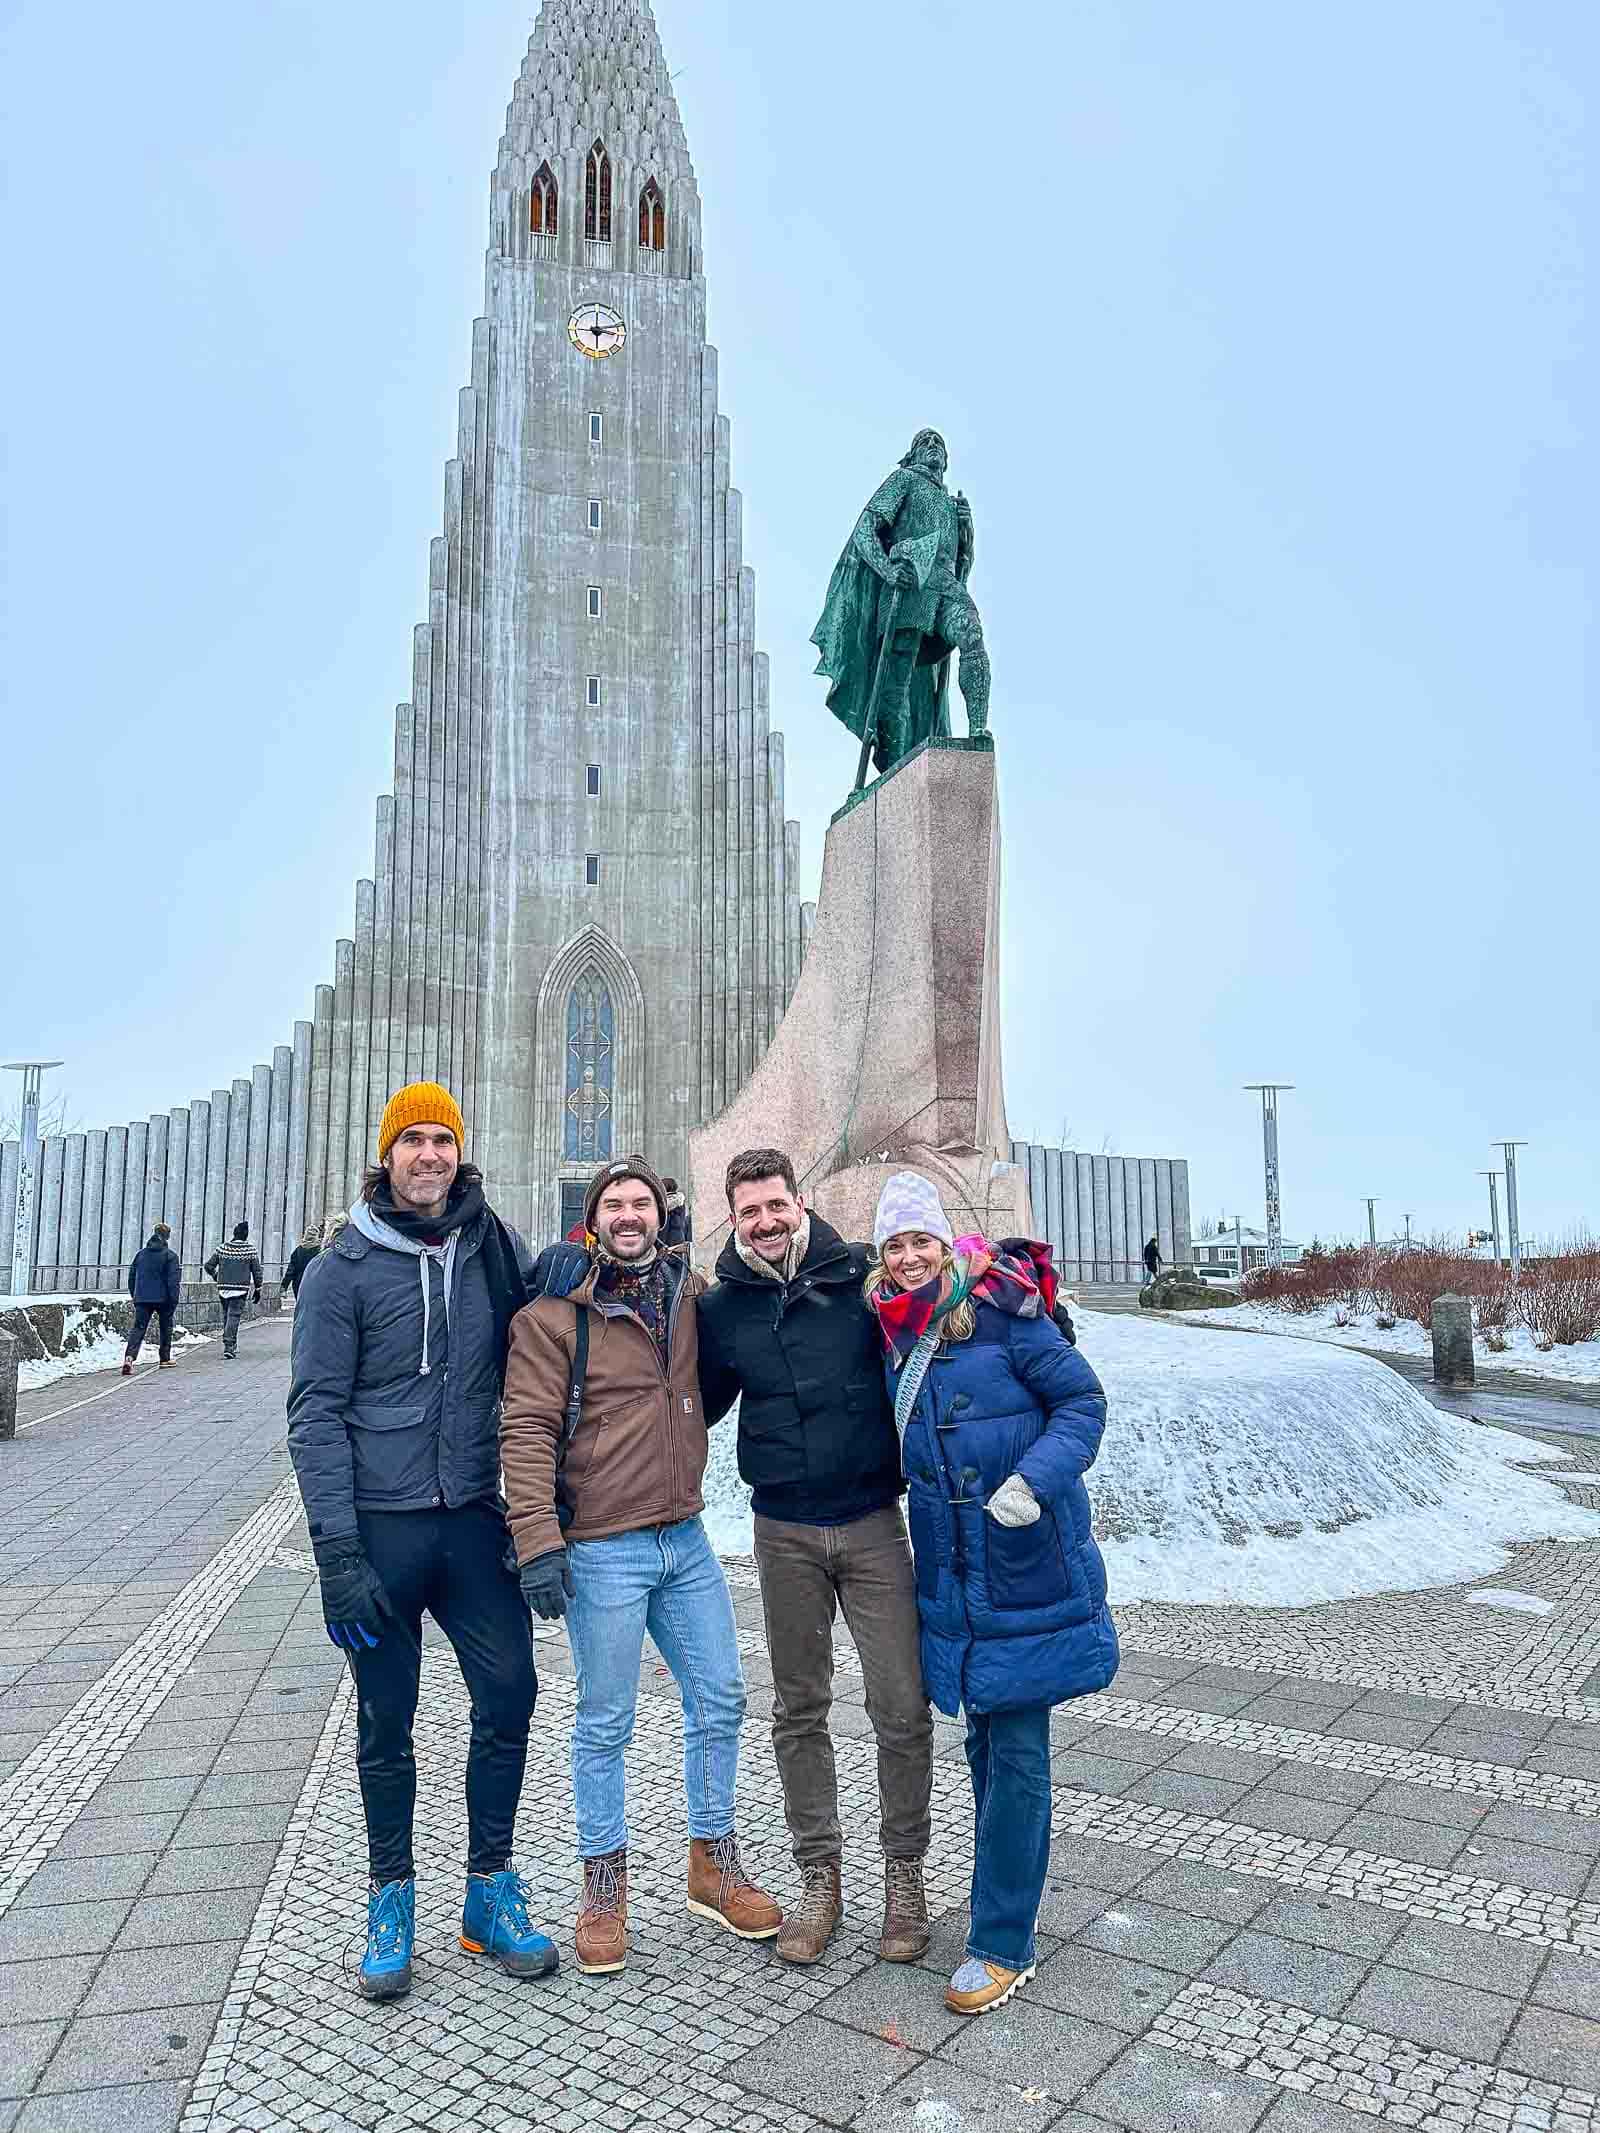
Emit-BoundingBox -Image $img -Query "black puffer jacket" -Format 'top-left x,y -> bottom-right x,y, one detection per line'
128,1236 -> 181,1307
286,1201 -> 533,1545
697,1216 -> 902,1527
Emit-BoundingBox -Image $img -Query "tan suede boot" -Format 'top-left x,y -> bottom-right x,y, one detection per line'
878,1856 -> 930,1962
775,1858 -> 843,1966
575,1849 -> 628,1976
686,1835 -> 782,1941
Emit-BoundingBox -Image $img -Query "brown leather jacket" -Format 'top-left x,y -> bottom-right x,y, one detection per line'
500,1253 -> 710,1564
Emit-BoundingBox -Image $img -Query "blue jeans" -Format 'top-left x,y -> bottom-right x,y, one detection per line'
964,1703 -> 1053,1969
565,1515 -> 747,1859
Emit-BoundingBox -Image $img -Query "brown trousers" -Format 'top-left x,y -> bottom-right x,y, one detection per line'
753,1504 -> 933,1866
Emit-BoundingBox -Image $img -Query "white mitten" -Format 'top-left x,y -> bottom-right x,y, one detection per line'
986,1473 -> 1041,1528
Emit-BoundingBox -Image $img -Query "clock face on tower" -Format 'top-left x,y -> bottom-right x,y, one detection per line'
568,303 -> 627,359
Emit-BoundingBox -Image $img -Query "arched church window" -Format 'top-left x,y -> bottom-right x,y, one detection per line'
585,141 -> 612,242
563,969 -> 615,1161
530,161 -> 558,236
638,178 -> 665,252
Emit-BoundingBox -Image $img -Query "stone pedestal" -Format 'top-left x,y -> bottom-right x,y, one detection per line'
689,738 -> 1032,1260
1431,1294 -> 1476,1388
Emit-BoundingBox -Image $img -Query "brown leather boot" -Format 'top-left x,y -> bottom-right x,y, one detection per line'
575,1848 -> 628,1976
879,1855 -> 930,1962
775,1858 -> 843,1966
685,1835 -> 782,1942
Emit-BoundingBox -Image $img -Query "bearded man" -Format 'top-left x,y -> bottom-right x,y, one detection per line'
500,1155 -> 781,1977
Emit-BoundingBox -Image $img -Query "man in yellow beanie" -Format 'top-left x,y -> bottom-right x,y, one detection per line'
287,1081 -> 557,2001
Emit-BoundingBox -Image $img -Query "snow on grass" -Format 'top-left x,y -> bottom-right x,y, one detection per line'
1167,1297 -> 1600,1385
699,1308 -> 1600,1609
1074,1310 -> 1600,1608
15,1304 -> 206,1391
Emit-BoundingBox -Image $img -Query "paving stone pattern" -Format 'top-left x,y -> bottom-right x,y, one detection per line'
4,1326 -> 1600,2128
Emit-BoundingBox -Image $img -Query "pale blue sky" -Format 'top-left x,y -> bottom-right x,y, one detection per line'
1,0 -> 1593,1245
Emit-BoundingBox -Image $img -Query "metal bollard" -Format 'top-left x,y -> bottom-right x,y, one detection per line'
0,1330 -> 17,1442
1431,1293 -> 1475,1389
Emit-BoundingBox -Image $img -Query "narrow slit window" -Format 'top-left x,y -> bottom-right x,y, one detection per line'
586,585 -> 602,619
589,413 -> 603,444
586,676 -> 600,707
585,764 -> 601,796
587,498 -> 602,532
585,854 -> 600,886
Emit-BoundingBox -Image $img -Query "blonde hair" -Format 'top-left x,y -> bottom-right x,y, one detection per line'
863,1244 -> 976,1343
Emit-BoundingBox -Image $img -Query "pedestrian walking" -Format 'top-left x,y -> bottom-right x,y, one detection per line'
697,1147 -> 933,1967
122,1221 -> 182,1373
1142,1234 -> 1161,1282
661,1176 -> 693,1250
280,1220 -> 323,1300
204,1223 -> 262,1358
501,1154 -> 781,1978
286,1081 -> 555,2002
864,1172 -> 1118,2017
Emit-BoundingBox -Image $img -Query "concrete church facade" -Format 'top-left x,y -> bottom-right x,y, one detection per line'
3,0 -> 815,1287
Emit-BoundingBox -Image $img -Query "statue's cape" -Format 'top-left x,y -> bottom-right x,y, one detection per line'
809,540 -> 948,763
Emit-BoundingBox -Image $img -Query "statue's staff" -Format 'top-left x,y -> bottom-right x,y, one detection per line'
852,535 -> 938,792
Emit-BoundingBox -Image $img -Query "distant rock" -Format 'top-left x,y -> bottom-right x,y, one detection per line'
0,1297 -> 135,1360
1140,1272 -> 1240,1311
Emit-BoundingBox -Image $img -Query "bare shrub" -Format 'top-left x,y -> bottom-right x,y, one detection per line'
1332,1310 -> 1351,1328
1517,1235 -> 1600,1348
1473,1267 -> 1518,1334
1375,1237 -> 1481,1330
1374,1313 -> 1397,1331
1484,1328 -> 1509,1352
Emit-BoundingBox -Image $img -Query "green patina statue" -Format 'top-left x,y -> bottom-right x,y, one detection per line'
811,428 -> 991,786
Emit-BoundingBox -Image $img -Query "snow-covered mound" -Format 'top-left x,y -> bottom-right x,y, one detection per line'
699,1310 -> 1600,1609
1076,1310 -> 1600,1606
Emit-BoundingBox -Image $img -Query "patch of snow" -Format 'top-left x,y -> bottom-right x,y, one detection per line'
911,2104 -> 966,2131
1465,1589 -> 1557,1616
1074,1311 -> 1600,1608
16,1305 -> 205,1391
700,1309 -> 1600,1611
1168,1299 -> 1600,1386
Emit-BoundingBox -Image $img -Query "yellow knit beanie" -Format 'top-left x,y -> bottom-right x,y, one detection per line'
377,1082 -> 466,1163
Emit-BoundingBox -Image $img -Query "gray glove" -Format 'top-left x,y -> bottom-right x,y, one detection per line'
520,1548 -> 574,1622
986,1473 -> 1041,1529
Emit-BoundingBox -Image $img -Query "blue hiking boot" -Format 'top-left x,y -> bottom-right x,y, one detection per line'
359,1877 -> 415,2001
460,1868 -> 559,1979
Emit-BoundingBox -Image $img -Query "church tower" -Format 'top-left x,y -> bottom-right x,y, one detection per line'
2,0 -> 814,1293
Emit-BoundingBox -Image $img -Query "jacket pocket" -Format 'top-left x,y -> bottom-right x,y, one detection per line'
984,1506 -> 1077,1613
736,1401 -> 807,1491
347,1402 -> 438,1504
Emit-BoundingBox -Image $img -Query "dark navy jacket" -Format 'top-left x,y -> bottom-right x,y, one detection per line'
128,1237 -> 182,1308
698,1218 -> 902,1527
894,1300 -> 1118,1716
286,1206 -> 533,1545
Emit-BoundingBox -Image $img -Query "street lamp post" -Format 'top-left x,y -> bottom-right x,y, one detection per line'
1244,1085 -> 1294,1269
1364,1198 -> 1379,1247
1494,1142 -> 1527,1275
4,1062 -> 64,1303
1478,1171 -> 1503,1265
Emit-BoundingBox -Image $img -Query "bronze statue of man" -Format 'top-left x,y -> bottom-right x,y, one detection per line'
811,429 -> 990,781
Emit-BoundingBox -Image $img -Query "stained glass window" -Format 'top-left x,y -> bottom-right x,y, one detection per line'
531,162 -> 558,235
639,178 -> 665,251
564,970 -> 614,1161
586,141 -> 611,241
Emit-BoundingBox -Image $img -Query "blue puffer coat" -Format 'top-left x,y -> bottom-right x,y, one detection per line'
893,1301 -> 1118,1717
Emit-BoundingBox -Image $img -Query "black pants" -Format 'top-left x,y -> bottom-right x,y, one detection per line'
126,1302 -> 175,1363
219,1293 -> 251,1354
347,1502 -> 538,1883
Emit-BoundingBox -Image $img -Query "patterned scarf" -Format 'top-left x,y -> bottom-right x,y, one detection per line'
595,1252 -> 673,1362
869,1236 -> 1058,1371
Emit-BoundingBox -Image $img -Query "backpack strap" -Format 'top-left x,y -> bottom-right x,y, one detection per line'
554,1306 -> 590,1533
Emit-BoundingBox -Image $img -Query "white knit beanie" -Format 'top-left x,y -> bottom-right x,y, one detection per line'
872,1172 -> 955,1253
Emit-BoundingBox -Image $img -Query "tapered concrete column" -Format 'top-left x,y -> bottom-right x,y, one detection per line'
100,1128 -> 126,1287
306,984 -> 335,1233
265,1044 -> 293,1277
183,1102 -> 210,1283
328,941 -> 356,1221
0,1144 -> 17,1297
59,1135 -> 86,1291
166,1108 -> 189,1260
245,1065 -> 272,1251
143,1114 -> 169,1243
37,1139 -> 64,1293
225,1079 -> 251,1236
121,1122 -> 148,1274
80,1130 -> 106,1290
346,886 -> 376,1208
203,1091 -> 230,1262
284,1022 -> 313,1254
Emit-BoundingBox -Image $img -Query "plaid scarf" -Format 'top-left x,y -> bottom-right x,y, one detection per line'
869,1236 -> 1058,1370
596,1252 -> 673,1363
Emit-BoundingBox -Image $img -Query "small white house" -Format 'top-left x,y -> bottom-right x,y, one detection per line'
1190,1219 -> 1303,1282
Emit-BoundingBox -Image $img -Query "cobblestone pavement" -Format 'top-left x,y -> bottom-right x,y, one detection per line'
3,1324 -> 1600,2129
